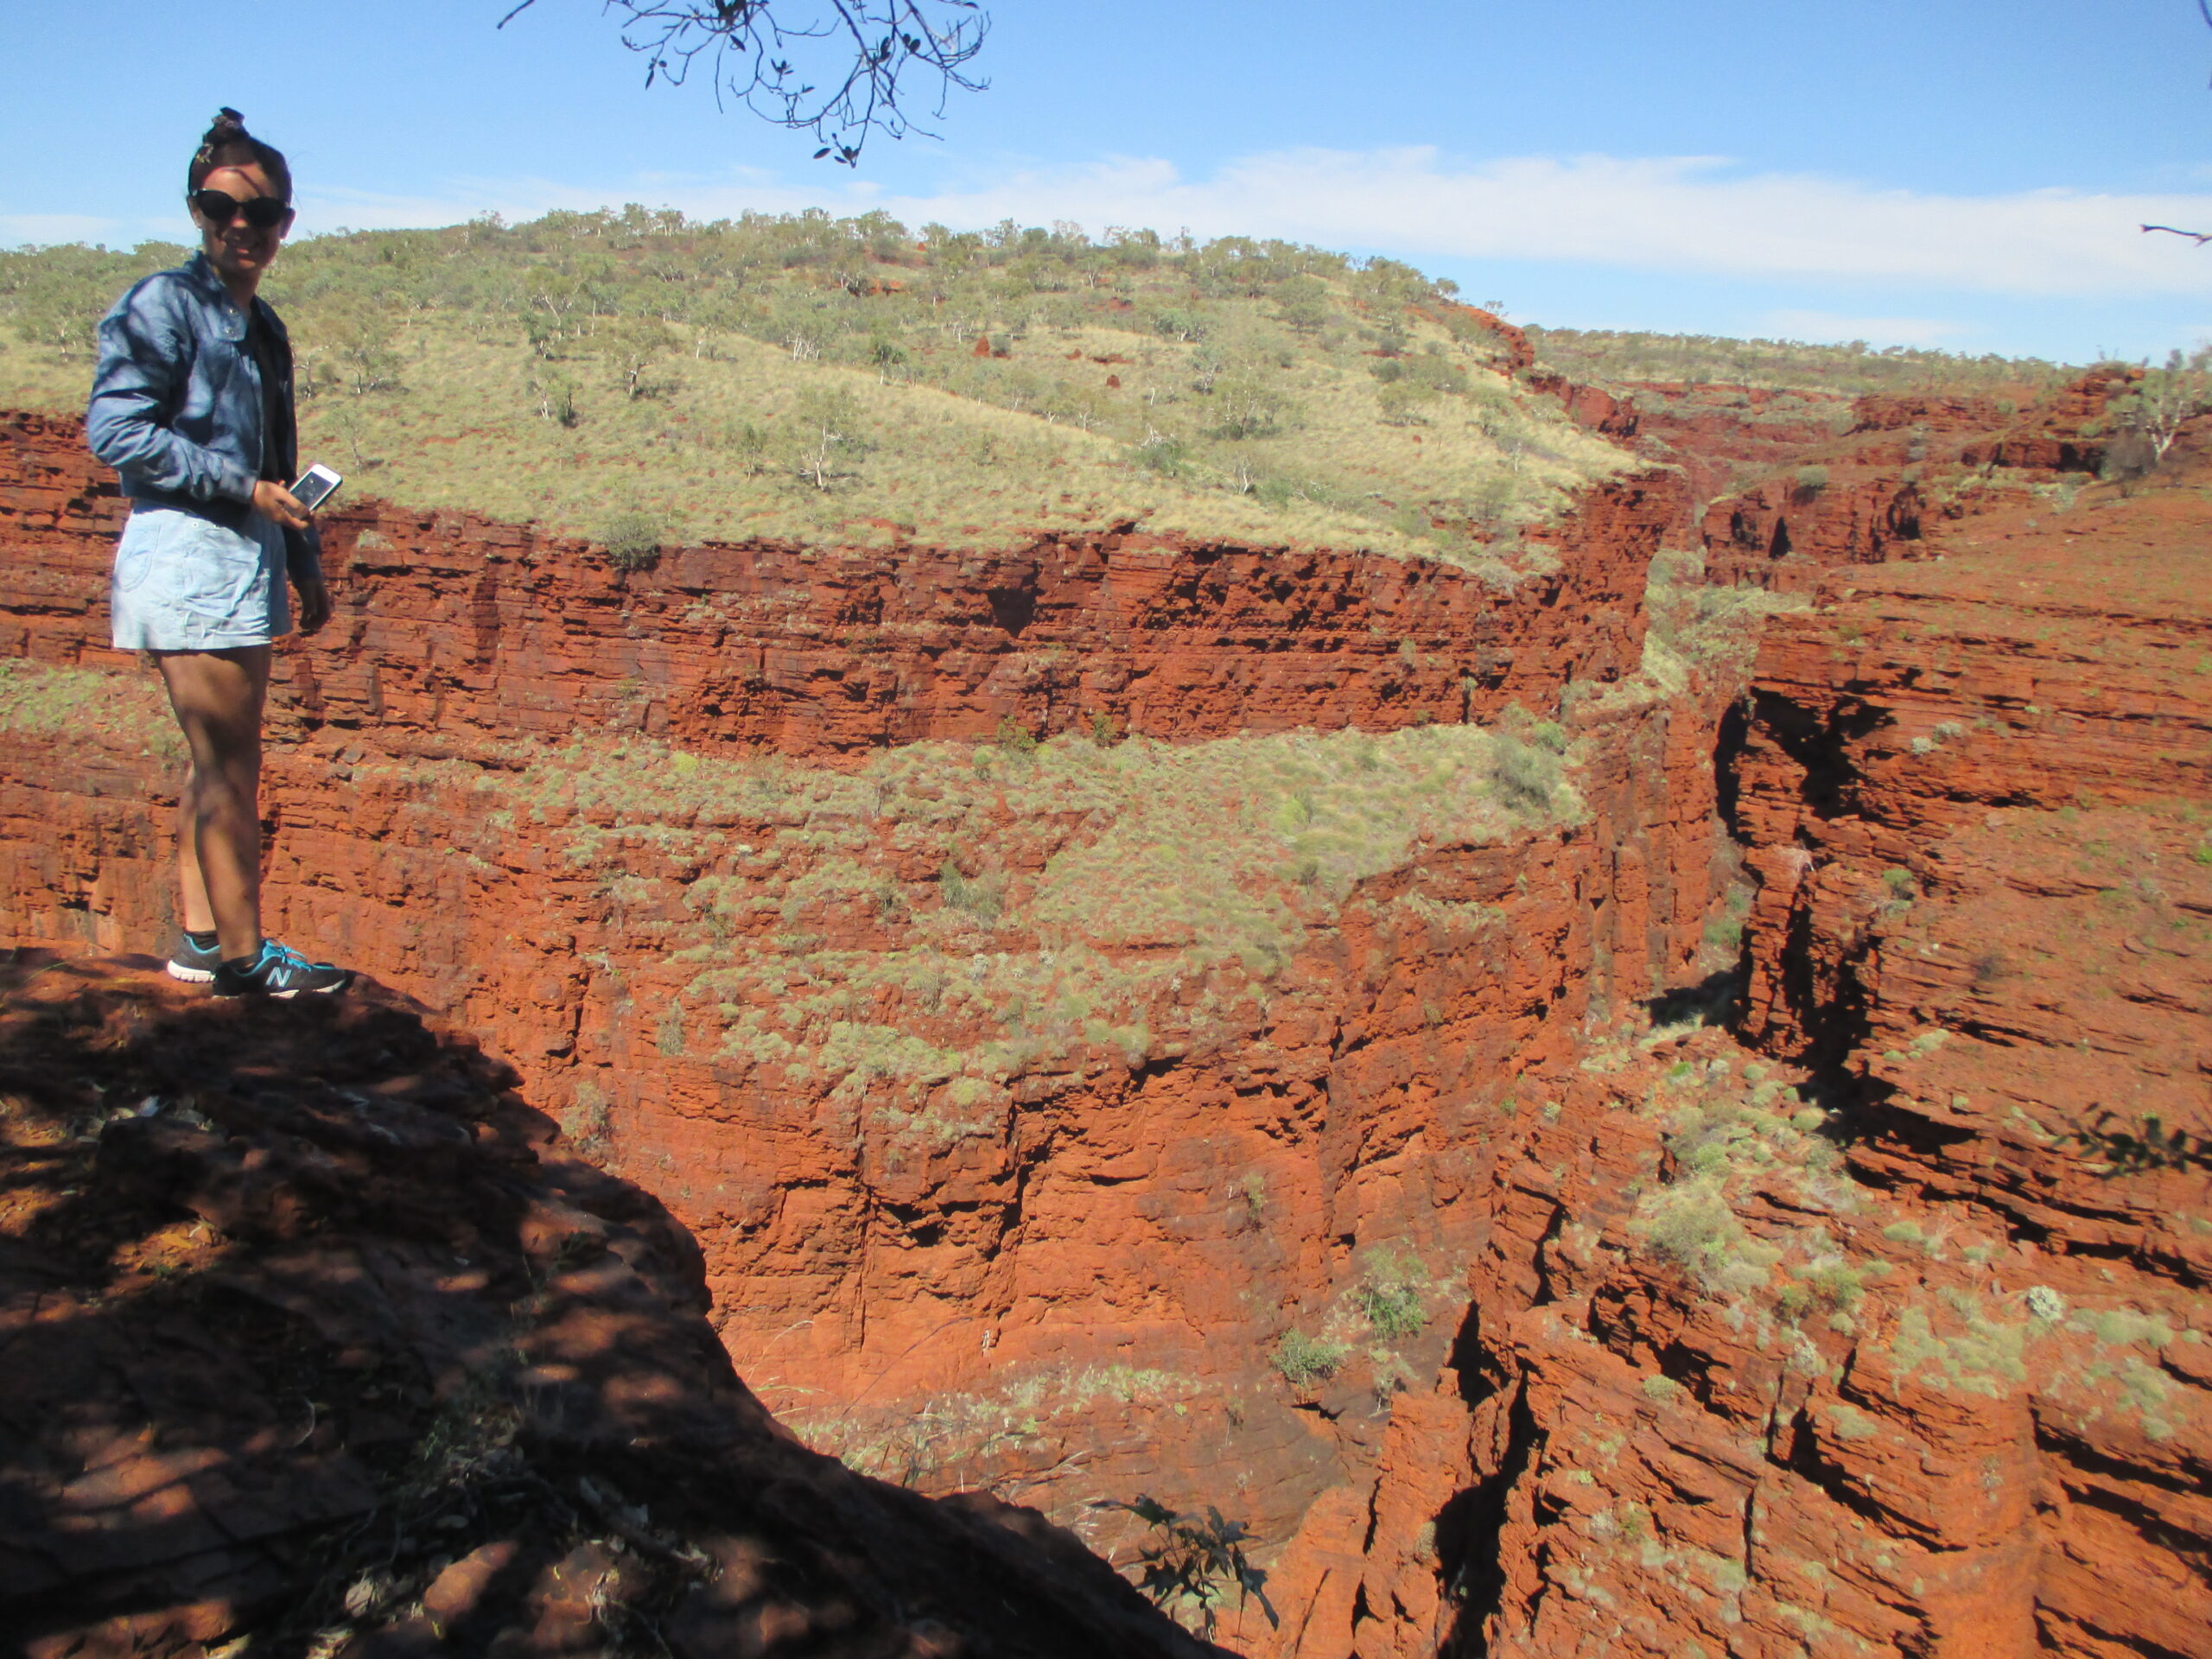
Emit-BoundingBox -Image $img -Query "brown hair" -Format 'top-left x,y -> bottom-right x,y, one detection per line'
187,108 -> 293,203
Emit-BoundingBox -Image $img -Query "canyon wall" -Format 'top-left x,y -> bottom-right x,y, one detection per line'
1252,415 -> 2211,1659
0,408 -> 1728,1595
1698,378 -> 2118,592
4,385 -> 2206,1659
0,410 -> 1668,761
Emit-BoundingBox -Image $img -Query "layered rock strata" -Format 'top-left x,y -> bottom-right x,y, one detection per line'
1699,376 -> 2120,592
1243,430 -> 2211,1659
0,410 -> 1669,761
0,403 -> 1725,1608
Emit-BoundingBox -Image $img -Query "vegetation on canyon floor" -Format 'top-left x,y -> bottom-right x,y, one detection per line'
480,713 -> 1588,1119
1096,1494 -> 1279,1641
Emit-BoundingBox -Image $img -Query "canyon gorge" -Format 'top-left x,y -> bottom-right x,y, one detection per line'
1,353 -> 2206,1658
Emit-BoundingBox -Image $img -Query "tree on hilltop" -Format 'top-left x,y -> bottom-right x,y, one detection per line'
499,0 -> 989,165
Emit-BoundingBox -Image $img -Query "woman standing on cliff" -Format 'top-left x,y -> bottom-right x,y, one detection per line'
85,111 -> 351,998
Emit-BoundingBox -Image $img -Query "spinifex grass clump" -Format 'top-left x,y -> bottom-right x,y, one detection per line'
1273,1330 -> 1349,1385
1357,1249 -> 1428,1339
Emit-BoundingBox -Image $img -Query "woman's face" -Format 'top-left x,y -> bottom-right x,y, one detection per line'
190,160 -> 293,289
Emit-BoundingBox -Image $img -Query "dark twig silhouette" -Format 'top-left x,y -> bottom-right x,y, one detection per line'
499,0 -> 989,165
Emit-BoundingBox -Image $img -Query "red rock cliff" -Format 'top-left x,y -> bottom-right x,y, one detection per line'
1250,416 -> 2210,1659
0,404 -> 1726,1619
3,393 -> 2206,1659
1,410 -> 1669,761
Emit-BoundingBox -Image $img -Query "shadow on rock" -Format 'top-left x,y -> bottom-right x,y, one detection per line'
0,951 -> 1217,1659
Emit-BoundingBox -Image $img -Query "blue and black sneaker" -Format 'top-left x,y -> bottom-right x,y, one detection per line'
166,931 -> 222,984
211,939 -> 355,1000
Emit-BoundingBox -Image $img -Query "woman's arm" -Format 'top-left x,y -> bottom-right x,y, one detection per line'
84,277 -> 257,505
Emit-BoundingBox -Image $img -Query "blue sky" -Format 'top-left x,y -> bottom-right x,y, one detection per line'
5,0 -> 2210,359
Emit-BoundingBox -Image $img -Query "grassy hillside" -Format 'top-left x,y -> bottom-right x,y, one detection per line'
0,213 -> 1632,565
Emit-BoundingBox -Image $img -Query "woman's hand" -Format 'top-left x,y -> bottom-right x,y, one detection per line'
252,478 -> 310,530
294,571 -> 331,633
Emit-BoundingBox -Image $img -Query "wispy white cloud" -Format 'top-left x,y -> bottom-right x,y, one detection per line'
289,148 -> 2212,301
1760,309 -> 1965,348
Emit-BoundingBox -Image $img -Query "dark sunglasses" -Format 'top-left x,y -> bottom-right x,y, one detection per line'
191,188 -> 291,230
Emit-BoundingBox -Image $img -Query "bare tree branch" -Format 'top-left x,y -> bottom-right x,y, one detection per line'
499,0 -> 989,165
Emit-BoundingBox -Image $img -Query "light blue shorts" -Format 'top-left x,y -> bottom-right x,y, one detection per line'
110,505 -> 291,652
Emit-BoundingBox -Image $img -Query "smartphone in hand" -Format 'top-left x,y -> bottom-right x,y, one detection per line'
290,462 -> 344,512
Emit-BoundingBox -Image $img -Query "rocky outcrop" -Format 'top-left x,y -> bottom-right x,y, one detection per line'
1540,378 -> 1856,512
1698,372 -> 2121,592
0,956 -> 1209,1657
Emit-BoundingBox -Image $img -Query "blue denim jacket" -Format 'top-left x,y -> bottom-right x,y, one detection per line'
86,251 -> 321,580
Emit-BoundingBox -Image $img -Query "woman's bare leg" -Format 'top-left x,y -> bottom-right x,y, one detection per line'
154,646 -> 270,962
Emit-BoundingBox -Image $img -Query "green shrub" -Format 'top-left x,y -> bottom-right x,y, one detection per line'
1274,1330 -> 1348,1385
600,507 -> 664,571
1237,1173 -> 1267,1228
1376,379 -> 1442,426
1357,1250 -> 1427,1339
937,857 -> 1004,925
1491,735 -> 1561,814
1133,432 -> 1188,477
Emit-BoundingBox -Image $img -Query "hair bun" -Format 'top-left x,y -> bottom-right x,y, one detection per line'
201,108 -> 250,148
187,108 -> 291,202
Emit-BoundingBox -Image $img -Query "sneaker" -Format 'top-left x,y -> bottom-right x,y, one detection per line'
211,939 -> 355,1000
166,933 -> 222,984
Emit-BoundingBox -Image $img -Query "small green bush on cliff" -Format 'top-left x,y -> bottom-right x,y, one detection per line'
1274,1329 -> 1348,1385
1357,1250 -> 1427,1339
599,507 -> 664,571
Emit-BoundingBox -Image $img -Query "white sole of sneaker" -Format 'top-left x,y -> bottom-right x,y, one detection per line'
212,982 -> 352,1000
167,962 -> 215,983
